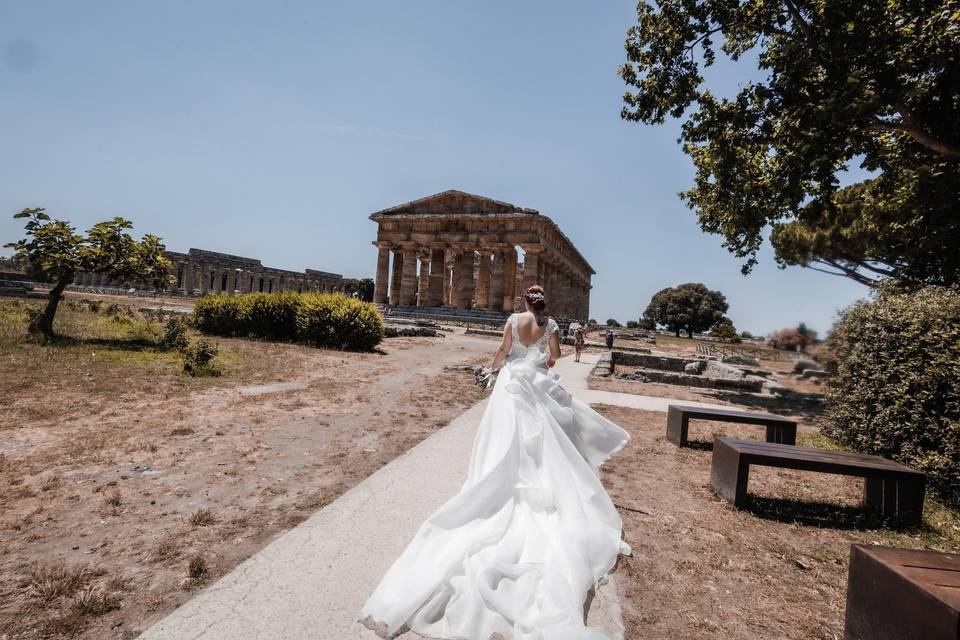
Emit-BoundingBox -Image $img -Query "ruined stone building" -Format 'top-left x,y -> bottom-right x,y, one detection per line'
74,248 -> 343,295
370,191 -> 594,319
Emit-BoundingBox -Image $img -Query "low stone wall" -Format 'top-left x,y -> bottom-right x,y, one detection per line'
619,368 -> 764,393
592,352 -> 615,377
384,325 -> 444,338
613,352 -> 695,371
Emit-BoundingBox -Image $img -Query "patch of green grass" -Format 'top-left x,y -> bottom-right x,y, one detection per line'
0,299 -> 245,388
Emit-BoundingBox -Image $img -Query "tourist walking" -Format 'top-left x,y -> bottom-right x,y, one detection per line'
574,326 -> 585,362
360,284 -> 630,640
605,327 -> 614,350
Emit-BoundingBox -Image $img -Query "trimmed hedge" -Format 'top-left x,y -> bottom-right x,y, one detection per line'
193,293 -> 384,352
824,285 -> 960,506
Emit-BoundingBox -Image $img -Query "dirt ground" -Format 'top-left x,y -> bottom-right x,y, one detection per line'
0,296 -> 493,640
597,405 -> 960,640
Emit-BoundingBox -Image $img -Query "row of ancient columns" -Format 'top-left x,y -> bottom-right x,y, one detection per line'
372,243 -> 589,319
74,262 -> 342,296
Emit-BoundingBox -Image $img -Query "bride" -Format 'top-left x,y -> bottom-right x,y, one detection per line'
359,285 -> 631,640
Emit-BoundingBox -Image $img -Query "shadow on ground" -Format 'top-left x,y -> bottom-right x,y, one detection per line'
745,495 -> 920,532
51,336 -> 164,351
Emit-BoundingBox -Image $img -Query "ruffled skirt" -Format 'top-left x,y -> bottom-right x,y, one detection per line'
359,355 -> 631,639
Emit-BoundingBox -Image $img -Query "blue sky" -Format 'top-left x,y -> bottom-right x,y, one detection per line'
0,1 -> 870,336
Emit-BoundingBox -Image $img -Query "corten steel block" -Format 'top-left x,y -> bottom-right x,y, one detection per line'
710,437 -> 749,507
845,544 -> 960,640
666,405 -> 688,445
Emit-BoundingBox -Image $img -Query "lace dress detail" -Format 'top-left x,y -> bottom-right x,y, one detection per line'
506,314 -> 558,363
359,312 -> 630,640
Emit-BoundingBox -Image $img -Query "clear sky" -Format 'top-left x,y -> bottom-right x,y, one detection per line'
0,1 -> 870,336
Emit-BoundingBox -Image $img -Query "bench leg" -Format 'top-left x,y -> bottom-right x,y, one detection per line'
765,423 -> 797,446
711,438 -> 749,508
666,406 -> 689,446
864,476 -> 926,525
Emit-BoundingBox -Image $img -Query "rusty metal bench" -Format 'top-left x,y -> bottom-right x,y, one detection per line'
710,437 -> 925,525
845,544 -> 960,639
666,403 -> 797,447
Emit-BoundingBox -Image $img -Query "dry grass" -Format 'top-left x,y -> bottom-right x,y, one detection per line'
181,554 -> 209,590
72,586 -> 122,616
187,507 -> 217,527
27,561 -> 93,602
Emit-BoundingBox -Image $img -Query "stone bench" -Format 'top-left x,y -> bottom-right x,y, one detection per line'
845,544 -> 960,639
666,403 -> 797,447
710,438 -> 925,525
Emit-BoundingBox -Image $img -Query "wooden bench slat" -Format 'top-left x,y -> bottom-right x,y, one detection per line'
669,403 -> 795,425
722,438 -> 922,475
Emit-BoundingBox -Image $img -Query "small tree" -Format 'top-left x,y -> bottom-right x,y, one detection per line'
5,208 -> 173,338
342,277 -> 375,301
605,318 -> 621,328
643,283 -> 729,338
709,317 -> 738,343
767,325 -> 817,352
625,320 -> 639,329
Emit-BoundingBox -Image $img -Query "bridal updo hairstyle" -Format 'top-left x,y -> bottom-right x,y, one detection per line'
523,285 -> 547,314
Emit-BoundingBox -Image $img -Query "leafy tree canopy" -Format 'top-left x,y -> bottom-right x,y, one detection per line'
5,208 -> 173,337
709,316 -> 739,342
643,282 -> 729,337
620,0 -> 960,286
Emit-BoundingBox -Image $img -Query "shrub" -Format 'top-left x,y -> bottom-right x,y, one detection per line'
625,320 -> 639,329
824,285 -> 960,506
193,293 -> 384,352
709,316 -> 738,342
162,317 -> 190,352
182,338 -> 220,377
605,319 -> 621,328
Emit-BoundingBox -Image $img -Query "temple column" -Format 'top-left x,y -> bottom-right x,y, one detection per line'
373,244 -> 391,304
475,251 -> 492,309
226,269 -> 237,295
489,251 -> 506,312
452,250 -> 475,309
184,262 -> 195,295
416,254 -> 430,306
502,248 -> 517,312
388,250 -> 404,305
398,248 -> 418,306
426,247 -> 445,307
521,247 -> 541,292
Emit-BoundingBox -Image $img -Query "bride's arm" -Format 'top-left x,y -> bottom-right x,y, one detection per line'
547,327 -> 561,368
490,320 -> 512,371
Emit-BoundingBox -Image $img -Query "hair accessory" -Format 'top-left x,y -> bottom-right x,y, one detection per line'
526,291 -> 545,302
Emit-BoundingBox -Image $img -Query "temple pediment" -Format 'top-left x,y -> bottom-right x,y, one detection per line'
370,190 -> 539,218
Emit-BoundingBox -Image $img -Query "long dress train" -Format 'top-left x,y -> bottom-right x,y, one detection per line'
359,316 -> 631,640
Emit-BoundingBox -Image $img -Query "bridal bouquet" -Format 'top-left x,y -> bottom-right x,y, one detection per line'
473,366 -> 497,390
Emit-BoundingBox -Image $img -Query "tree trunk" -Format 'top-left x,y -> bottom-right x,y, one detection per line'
674,328 -> 681,337
29,276 -> 71,338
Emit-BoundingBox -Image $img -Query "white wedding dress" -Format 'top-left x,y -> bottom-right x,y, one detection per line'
359,314 -> 631,640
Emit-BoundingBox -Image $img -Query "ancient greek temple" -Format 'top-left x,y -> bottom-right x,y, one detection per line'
370,190 -> 594,320
74,248 -> 343,296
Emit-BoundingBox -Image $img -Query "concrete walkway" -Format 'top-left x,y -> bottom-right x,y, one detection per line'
140,352 -> 707,640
